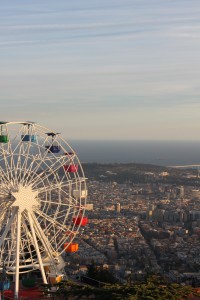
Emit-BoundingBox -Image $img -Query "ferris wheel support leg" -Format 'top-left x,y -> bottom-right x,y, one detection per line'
14,209 -> 21,300
31,213 -> 58,272
27,212 -> 47,285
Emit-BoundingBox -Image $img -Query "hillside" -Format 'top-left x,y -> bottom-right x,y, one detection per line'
82,162 -> 190,184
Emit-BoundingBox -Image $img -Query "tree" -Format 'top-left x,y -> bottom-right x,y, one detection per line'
44,275 -> 200,300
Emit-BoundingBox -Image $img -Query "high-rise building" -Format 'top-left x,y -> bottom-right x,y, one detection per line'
115,202 -> 121,213
85,203 -> 94,210
179,186 -> 185,198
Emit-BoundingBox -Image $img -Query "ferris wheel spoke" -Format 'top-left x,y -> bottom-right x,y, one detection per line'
48,222 -> 74,247
0,174 -> 13,193
1,145 -> 13,183
31,212 -> 55,253
13,126 -> 37,185
18,154 -> 45,187
22,137 -> 55,186
0,156 -> 13,184
53,209 -> 74,221
19,239 -> 27,262
36,183 -> 66,195
6,142 -> 16,181
40,196 -> 76,212
0,207 -> 11,227
39,192 -> 79,210
57,228 -> 78,250
14,143 -> 26,186
0,207 -> 17,248
35,177 -> 85,195
8,253 -> 13,269
37,209 -> 70,236
19,143 -> 34,184
39,199 -> 79,208
11,127 -> 32,185
35,208 -> 68,232
18,147 -> 36,185
0,185 -> 11,196
29,156 -> 67,188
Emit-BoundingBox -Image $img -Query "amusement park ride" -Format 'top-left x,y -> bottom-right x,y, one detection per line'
0,121 -> 88,299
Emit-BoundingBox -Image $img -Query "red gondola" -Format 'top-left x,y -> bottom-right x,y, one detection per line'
64,165 -> 78,172
73,215 -> 88,226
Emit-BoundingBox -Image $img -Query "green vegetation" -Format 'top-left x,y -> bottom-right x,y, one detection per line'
41,276 -> 200,300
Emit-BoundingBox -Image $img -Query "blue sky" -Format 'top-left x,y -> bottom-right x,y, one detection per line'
0,0 -> 200,140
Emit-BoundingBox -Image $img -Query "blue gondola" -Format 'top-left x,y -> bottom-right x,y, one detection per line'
21,135 -> 36,142
45,145 -> 61,153
21,122 -> 36,142
0,280 -> 10,291
45,132 -> 61,153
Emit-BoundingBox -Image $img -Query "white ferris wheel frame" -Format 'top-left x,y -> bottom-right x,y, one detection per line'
0,121 -> 87,299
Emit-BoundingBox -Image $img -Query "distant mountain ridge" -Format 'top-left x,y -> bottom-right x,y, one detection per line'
82,162 -> 179,183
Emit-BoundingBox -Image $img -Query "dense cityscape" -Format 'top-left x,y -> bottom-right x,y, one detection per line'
65,163 -> 200,288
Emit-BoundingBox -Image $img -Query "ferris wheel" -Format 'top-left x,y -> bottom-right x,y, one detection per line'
0,121 -> 88,298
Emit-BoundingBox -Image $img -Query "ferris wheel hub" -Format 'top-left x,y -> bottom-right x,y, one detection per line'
11,185 -> 39,212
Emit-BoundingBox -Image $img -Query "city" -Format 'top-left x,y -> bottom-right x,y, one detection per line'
65,163 -> 200,288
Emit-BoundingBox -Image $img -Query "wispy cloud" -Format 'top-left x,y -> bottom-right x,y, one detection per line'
0,0 -> 200,139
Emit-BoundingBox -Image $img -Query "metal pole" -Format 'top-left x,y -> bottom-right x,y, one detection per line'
14,209 -> 21,300
2,259 -> 5,300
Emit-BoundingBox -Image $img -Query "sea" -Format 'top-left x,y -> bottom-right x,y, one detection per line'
68,140 -> 200,167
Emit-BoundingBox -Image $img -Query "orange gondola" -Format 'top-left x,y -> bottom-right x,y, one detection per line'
64,243 -> 79,253
48,275 -> 63,284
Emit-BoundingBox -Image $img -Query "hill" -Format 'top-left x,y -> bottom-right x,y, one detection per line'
82,162 -> 189,184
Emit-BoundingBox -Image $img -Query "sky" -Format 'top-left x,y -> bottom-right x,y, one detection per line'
0,0 -> 200,140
